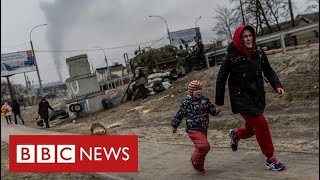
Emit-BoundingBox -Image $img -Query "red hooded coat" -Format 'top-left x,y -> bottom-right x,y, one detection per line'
232,25 -> 256,58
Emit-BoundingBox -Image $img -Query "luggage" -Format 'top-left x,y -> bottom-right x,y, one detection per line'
36,116 -> 44,127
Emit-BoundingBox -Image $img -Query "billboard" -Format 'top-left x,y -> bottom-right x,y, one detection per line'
1,51 -> 36,76
169,27 -> 202,46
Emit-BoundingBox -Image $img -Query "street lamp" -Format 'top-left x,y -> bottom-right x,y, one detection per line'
148,15 -> 172,45
93,46 -> 111,80
29,23 -> 48,96
195,16 -> 202,28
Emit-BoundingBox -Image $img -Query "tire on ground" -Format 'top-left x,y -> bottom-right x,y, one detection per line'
69,104 -> 75,112
170,69 -> 179,81
152,81 -> 165,92
73,103 -> 82,112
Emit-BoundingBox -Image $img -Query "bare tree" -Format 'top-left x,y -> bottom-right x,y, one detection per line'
288,0 -> 298,45
305,0 -> 319,12
239,0 -> 246,25
213,0 -> 295,41
229,0 -> 263,33
264,0 -> 289,31
213,5 -> 241,40
1,80 -> 27,101
12,84 -> 27,97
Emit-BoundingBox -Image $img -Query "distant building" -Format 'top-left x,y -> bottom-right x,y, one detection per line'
96,63 -> 131,90
96,63 -> 129,83
295,12 -> 319,45
258,12 -> 319,48
32,81 -> 68,98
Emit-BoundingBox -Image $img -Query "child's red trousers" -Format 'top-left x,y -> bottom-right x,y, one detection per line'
187,130 -> 210,170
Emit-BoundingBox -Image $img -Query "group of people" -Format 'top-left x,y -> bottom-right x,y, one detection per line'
1,96 -> 54,128
2,25 -> 286,174
1,100 -> 25,125
172,25 -> 285,174
176,37 -> 206,72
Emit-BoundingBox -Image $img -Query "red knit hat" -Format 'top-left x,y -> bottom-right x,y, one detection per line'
188,80 -> 202,94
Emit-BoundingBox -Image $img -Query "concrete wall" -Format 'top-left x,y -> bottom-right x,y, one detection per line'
65,54 -> 108,120
66,74 -> 101,98
66,91 -> 105,119
66,54 -> 91,78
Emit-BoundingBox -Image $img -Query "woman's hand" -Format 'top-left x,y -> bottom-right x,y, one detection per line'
277,88 -> 285,98
216,105 -> 223,114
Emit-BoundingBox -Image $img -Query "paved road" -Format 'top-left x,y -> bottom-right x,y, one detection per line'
1,123 -> 318,180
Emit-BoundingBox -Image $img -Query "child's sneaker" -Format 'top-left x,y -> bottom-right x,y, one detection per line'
229,129 -> 239,151
266,156 -> 285,171
190,158 -> 206,174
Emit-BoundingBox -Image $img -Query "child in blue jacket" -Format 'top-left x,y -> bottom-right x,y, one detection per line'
172,80 -> 218,174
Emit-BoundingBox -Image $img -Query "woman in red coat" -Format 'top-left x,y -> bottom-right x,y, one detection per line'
215,25 -> 285,171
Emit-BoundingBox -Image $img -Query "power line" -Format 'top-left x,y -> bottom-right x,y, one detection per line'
149,34 -> 168,48
151,37 -> 169,49
34,35 -> 167,53
154,39 -> 169,49
106,38 -> 163,50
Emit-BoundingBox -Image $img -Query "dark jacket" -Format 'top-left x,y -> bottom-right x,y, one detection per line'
195,42 -> 204,56
38,100 -> 54,116
11,100 -> 21,114
215,25 -> 282,116
134,68 -> 146,86
172,95 -> 217,132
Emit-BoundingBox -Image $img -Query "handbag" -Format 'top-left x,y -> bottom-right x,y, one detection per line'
36,116 -> 44,127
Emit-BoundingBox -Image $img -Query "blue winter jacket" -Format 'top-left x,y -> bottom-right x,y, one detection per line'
172,95 -> 217,132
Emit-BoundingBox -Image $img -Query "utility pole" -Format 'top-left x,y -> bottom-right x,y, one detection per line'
93,46 -> 111,80
195,16 -> 202,28
149,15 -> 172,45
30,23 -> 48,96
24,72 -> 28,90
5,76 -> 15,101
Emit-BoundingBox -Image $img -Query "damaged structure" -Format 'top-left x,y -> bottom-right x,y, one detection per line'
65,54 -> 106,119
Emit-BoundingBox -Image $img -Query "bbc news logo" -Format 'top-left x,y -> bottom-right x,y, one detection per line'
9,135 -> 138,172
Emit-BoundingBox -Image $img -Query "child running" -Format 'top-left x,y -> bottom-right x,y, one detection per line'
171,80 -> 218,174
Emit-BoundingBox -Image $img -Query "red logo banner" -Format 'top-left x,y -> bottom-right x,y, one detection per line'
9,135 -> 138,172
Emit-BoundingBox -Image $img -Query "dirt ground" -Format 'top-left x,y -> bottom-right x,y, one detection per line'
1,43 -> 319,180
17,43 -> 319,153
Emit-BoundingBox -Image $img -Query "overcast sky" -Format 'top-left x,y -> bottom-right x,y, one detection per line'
1,0 -> 313,86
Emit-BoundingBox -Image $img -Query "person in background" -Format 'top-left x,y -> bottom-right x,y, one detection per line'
215,25 -> 285,171
1,101 -> 12,125
38,97 -> 54,128
176,48 -> 189,75
133,67 -> 148,101
12,99 -> 25,124
194,37 -> 205,68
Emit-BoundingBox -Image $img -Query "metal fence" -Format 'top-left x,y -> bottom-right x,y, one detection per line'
205,21 -> 319,68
